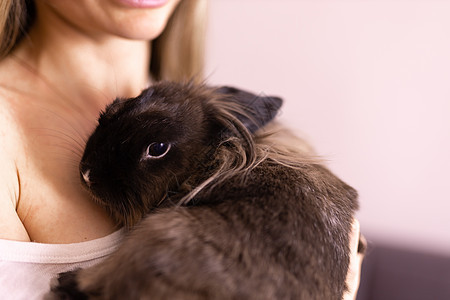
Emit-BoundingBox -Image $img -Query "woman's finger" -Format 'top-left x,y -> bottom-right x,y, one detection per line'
342,219 -> 364,300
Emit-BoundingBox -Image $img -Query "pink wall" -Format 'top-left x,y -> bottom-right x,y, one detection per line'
206,0 -> 450,255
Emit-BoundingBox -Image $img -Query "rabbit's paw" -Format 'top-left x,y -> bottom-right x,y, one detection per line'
44,269 -> 89,300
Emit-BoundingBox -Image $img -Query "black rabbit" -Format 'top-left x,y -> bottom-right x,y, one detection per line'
47,81 -> 360,300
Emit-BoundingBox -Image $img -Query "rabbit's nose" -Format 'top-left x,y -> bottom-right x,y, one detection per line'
81,169 -> 91,187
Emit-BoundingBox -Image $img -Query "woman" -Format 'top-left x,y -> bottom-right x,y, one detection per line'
0,0 -> 362,298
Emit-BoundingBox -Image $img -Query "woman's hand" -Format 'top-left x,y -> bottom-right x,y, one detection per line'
342,219 -> 366,300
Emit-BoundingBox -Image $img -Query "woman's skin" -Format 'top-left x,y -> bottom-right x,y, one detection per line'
0,0 -> 180,243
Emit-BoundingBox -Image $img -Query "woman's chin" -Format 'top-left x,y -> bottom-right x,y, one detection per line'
110,19 -> 170,41
106,2 -> 179,40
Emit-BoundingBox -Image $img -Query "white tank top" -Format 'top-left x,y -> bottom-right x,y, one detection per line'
0,229 -> 124,300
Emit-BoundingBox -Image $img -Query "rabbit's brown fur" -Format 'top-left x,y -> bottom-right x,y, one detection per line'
47,81 -> 359,300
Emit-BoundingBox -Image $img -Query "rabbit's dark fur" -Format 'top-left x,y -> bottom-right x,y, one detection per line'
47,81 -> 359,300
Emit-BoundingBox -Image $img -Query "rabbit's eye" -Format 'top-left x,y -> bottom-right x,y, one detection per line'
145,142 -> 171,159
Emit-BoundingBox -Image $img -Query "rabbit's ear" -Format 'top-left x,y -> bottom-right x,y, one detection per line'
216,86 -> 283,133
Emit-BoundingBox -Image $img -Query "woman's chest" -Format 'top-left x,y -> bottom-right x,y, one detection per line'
11,100 -> 116,243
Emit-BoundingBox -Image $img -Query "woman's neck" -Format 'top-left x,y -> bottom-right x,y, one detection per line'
13,6 -> 151,110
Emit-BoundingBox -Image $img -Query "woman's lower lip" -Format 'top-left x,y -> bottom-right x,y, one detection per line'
117,0 -> 168,8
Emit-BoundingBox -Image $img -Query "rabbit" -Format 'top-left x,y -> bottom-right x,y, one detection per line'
47,81 -> 360,300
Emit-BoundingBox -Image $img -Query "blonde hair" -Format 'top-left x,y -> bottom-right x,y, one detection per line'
0,0 -> 35,59
151,0 -> 207,82
0,0 -> 207,81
